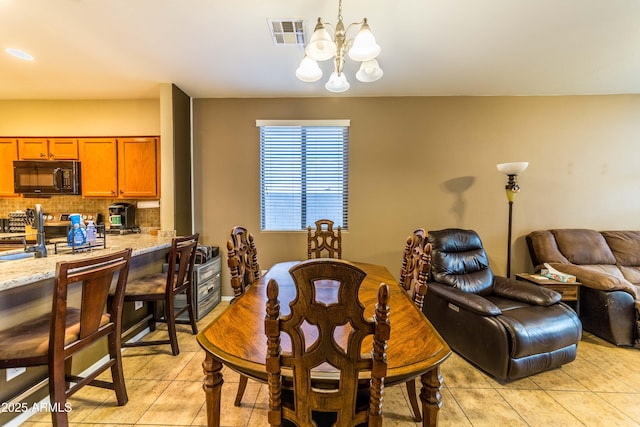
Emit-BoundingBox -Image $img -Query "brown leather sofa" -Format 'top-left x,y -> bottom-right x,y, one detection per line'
527,229 -> 640,346
423,229 -> 582,381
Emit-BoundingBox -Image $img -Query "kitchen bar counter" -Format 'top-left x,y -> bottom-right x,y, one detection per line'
0,233 -> 177,424
0,234 -> 174,292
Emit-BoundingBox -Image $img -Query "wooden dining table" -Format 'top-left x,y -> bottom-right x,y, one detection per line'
196,260 -> 451,427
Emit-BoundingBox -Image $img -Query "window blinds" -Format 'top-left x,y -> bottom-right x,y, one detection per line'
258,121 -> 349,231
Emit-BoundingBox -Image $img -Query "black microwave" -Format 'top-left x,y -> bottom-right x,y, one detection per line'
13,160 -> 81,195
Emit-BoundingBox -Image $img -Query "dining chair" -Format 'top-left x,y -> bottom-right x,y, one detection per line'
307,219 -> 342,259
0,248 -> 133,427
396,228 -> 430,422
227,225 -> 261,406
265,259 -> 391,427
120,233 -> 199,356
399,228 -> 430,311
228,226 -> 261,299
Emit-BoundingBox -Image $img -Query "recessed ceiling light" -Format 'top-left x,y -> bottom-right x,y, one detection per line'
6,48 -> 34,61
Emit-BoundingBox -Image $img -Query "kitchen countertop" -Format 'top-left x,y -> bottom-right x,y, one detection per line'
0,234 -> 174,292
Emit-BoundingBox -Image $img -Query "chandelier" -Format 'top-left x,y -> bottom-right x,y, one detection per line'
296,0 -> 383,93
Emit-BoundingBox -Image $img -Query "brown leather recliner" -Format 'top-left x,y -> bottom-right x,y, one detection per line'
423,229 -> 582,380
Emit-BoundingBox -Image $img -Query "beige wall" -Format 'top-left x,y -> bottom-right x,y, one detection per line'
193,95 -> 640,296
0,99 -> 160,136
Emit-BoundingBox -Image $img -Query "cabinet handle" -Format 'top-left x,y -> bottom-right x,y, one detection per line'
40,153 -> 46,158
49,153 -> 54,159
111,190 -> 116,195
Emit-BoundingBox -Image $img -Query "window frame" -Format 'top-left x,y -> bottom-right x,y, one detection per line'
256,119 -> 350,232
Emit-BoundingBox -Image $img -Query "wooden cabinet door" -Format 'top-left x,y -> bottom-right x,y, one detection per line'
78,138 -> 118,197
117,137 -> 160,198
49,138 -> 78,159
0,138 -> 19,197
18,138 -> 48,159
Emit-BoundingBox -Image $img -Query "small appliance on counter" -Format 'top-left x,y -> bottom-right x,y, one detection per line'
108,203 -> 140,234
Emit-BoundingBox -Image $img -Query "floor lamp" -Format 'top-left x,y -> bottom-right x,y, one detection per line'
497,162 -> 528,278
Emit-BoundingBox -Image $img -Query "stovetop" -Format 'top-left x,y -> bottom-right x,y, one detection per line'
43,212 -> 101,226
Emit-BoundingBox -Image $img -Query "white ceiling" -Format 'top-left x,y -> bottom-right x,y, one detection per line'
2,0 -> 640,100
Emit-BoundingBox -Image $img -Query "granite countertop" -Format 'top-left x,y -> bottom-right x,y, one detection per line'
0,234 -> 174,292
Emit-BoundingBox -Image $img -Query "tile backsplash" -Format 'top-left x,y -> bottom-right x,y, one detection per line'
0,196 -> 160,229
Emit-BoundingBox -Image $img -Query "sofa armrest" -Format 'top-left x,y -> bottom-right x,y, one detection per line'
493,276 -> 561,306
427,281 -> 502,316
547,263 -> 633,292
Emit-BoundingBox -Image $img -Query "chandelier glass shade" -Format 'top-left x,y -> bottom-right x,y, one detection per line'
296,0 -> 383,93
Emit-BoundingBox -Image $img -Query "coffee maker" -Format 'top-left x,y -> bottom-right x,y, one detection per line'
108,203 -> 137,233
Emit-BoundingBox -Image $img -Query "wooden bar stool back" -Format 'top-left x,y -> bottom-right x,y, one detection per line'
121,234 -> 199,356
265,259 -> 391,427
397,228 -> 431,422
227,225 -> 261,406
307,219 -> 342,259
0,248 -> 133,427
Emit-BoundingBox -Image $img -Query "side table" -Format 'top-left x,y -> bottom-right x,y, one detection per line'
515,273 -> 581,315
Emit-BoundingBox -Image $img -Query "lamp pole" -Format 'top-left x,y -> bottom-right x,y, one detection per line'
504,173 -> 519,278
497,162 -> 528,278
507,198 -> 514,278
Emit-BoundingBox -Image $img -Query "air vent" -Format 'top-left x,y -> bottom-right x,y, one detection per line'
268,19 -> 305,46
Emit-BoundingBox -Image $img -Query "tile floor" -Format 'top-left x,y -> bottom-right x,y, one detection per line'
18,301 -> 640,427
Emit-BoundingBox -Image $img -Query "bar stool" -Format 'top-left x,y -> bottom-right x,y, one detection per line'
0,248 -> 133,427
120,234 -> 199,356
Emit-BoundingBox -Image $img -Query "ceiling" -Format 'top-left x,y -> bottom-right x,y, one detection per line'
2,0 -> 640,100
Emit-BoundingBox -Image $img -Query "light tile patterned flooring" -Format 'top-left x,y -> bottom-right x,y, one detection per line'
20,301 -> 640,427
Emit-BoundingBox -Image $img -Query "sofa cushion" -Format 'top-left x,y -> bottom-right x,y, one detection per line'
552,229 -> 617,265
527,230 -> 570,267
620,266 -> 640,284
602,231 -> 640,266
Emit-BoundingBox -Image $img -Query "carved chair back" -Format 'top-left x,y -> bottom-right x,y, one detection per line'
398,228 -> 431,310
227,226 -> 261,300
265,259 -> 390,427
307,219 -> 342,259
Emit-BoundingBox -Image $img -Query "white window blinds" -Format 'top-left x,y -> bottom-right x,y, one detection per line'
257,120 -> 349,231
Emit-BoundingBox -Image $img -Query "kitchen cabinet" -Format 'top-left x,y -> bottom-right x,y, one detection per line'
117,137 -> 160,198
78,137 -> 119,197
18,138 -> 78,160
0,138 -> 19,197
79,137 -> 160,198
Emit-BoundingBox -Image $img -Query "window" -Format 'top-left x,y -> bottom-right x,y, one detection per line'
257,120 -> 349,231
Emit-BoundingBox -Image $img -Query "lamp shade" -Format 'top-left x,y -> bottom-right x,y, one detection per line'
347,20 -> 380,61
355,59 -> 383,82
306,20 -> 336,61
296,56 -> 323,82
497,162 -> 528,175
325,71 -> 350,92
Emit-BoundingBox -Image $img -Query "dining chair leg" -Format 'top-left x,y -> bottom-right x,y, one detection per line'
149,301 -> 157,332
186,286 -> 198,334
108,331 -> 128,405
406,378 -> 422,422
50,356 -> 69,426
234,374 -> 249,406
166,297 -> 180,356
